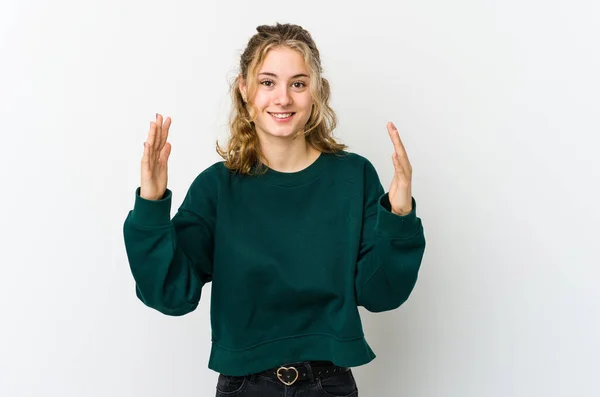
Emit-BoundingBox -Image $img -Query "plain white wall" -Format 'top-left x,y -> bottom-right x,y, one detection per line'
1,0 -> 599,396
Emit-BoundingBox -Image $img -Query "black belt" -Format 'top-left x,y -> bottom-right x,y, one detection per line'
254,360 -> 350,386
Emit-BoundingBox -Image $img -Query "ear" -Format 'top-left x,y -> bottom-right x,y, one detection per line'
238,75 -> 247,102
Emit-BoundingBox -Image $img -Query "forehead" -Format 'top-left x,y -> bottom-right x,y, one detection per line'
258,47 -> 308,77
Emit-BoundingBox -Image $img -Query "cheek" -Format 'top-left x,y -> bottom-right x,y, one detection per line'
297,94 -> 313,110
252,91 -> 270,110
298,98 -> 313,118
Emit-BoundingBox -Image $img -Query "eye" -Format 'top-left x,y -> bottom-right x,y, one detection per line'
260,79 -> 274,87
292,81 -> 306,88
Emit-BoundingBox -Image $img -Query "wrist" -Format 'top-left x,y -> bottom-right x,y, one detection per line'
391,206 -> 412,216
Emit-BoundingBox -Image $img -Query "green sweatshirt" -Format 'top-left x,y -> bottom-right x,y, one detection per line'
123,151 -> 426,376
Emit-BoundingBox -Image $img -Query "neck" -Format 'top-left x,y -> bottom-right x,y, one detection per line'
259,133 -> 320,173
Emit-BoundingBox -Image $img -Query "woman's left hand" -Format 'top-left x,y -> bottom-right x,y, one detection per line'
387,122 -> 413,216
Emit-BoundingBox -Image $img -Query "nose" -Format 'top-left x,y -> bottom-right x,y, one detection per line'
274,86 -> 293,107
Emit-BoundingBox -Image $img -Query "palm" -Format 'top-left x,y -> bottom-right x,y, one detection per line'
140,114 -> 172,201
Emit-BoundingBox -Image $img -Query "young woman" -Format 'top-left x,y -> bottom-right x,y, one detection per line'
123,23 -> 426,397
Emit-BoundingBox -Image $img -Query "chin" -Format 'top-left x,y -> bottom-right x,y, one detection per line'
265,128 -> 301,139
257,122 -> 307,139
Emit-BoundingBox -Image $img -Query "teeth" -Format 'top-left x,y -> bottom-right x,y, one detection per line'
272,113 -> 292,119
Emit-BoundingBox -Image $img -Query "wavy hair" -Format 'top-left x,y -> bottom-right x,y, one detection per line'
216,23 -> 347,174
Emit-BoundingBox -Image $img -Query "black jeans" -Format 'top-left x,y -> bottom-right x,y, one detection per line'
215,361 -> 358,397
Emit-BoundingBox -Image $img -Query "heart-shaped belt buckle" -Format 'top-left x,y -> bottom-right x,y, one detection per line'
276,366 -> 299,386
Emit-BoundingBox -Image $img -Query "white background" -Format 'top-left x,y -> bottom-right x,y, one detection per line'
1,0 -> 599,396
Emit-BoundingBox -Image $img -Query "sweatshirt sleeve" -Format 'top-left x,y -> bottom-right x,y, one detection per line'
122,170 -> 217,316
355,160 -> 426,312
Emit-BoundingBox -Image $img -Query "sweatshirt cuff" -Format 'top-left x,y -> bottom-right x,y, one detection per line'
129,187 -> 173,227
375,194 -> 420,239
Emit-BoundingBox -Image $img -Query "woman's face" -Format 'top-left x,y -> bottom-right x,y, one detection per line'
240,46 -> 314,141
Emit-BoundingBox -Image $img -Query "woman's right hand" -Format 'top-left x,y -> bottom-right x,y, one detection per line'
140,113 -> 172,201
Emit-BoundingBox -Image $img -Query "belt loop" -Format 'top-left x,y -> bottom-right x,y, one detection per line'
249,373 -> 256,384
303,361 -> 315,383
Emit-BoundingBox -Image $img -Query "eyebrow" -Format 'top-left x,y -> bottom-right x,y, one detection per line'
258,72 -> 309,79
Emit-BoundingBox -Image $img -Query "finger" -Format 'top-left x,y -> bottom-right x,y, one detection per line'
154,113 -> 163,148
387,122 -> 412,172
146,121 -> 157,155
142,136 -> 154,170
395,152 -> 412,179
387,122 -> 407,158
159,117 -> 172,151
160,141 -> 172,163
142,140 -> 150,165
392,152 -> 406,178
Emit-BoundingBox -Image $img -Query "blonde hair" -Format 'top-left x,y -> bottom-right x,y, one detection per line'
216,23 -> 347,175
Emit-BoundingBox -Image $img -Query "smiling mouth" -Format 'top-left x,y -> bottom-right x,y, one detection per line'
269,112 -> 295,120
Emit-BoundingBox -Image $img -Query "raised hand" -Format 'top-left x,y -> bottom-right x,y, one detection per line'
140,113 -> 172,201
387,122 -> 413,215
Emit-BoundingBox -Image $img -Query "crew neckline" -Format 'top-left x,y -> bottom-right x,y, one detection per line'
258,151 -> 330,187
